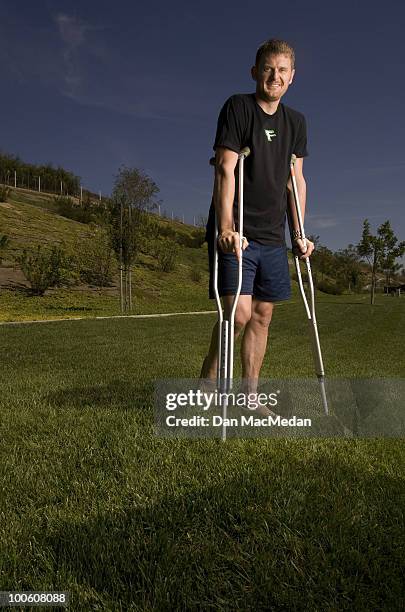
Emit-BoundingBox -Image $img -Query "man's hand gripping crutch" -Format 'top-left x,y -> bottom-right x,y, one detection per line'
287,154 -> 329,415
211,147 -> 250,440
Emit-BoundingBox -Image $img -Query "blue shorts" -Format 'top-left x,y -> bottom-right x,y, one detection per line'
208,239 -> 291,302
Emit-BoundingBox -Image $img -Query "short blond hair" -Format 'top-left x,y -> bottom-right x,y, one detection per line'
255,39 -> 295,69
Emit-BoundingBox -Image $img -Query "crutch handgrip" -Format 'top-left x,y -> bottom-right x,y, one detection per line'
239,147 -> 251,159
209,147 -> 250,168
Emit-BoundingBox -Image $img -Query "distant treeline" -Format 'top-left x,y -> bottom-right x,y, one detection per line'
0,151 -> 80,196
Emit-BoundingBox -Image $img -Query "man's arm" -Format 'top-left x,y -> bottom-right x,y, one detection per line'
214,147 -> 248,259
286,157 -> 314,258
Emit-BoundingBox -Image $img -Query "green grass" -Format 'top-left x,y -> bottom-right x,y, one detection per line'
1,296 -> 404,610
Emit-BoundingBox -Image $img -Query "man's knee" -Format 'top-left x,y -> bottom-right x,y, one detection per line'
250,301 -> 274,329
223,295 -> 252,331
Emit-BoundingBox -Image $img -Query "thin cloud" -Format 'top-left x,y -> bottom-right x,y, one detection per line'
55,13 -> 87,47
54,13 -> 88,96
308,216 -> 339,229
53,13 -> 107,97
307,213 -> 388,230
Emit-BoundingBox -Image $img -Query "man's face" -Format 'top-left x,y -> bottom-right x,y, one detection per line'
251,53 -> 295,102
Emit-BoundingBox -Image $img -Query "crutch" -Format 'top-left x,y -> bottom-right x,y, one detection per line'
210,147 -> 251,440
288,154 -> 329,415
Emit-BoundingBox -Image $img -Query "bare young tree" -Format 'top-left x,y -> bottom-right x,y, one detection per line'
109,166 -> 160,313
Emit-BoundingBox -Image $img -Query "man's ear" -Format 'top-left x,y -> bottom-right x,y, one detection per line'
251,65 -> 257,81
289,68 -> 296,85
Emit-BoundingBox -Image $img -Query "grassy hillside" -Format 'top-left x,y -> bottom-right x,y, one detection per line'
0,188 -> 214,321
0,190 -> 91,255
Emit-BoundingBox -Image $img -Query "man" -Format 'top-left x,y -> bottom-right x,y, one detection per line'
200,39 -> 314,408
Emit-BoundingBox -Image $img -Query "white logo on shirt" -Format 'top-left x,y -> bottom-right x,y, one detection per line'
264,129 -> 277,142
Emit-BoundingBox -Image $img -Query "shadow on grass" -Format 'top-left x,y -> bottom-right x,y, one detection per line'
32,451 -> 404,610
44,305 -> 93,312
45,379 -> 153,410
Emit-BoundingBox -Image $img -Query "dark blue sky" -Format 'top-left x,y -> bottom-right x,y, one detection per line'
1,0 -> 404,251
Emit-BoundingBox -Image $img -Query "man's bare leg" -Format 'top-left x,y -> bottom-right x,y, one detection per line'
241,298 -> 274,392
199,295 -> 252,381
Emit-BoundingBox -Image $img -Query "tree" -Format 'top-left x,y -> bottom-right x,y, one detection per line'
335,245 -> 364,292
357,220 -> 405,304
381,254 -> 402,287
109,166 -> 160,313
0,151 -> 80,194
309,243 -> 334,284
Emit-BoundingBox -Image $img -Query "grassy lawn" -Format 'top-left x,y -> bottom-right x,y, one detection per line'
0,295 -> 404,610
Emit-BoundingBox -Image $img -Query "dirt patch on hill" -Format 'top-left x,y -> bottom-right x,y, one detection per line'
0,201 -> 22,214
0,265 -> 29,290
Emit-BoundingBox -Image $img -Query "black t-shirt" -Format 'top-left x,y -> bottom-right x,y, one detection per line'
207,93 -> 308,245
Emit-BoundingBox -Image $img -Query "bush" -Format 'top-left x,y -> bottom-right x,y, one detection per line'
73,229 -> 116,287
153,239 -> 179,273
188,227 -> 206,248
316,279 -> 345,295
0,185 -> 11,202
53,195 -> 106,225
137,214 -> 161,254
16,245 -> 76,296
156,224 -> 206,249
158,224 -> 177,241
291,270 -> 308,283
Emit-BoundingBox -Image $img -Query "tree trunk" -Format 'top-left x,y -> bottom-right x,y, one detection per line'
371,249 -> 377,305
128,265 -> 132,312
120,200 -> 124,313
120,266 -> 124,313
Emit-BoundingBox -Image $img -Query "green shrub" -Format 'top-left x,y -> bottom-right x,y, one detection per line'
155,223 -> 205,249
0,185 -> 11,202
172,228 -> 206,248
137,214 -> 161,254
158,224 -> 177,241
291,270 -> 308,283
53,195 -> 106,225
73,229 -> 116,287
316,279 -> 345,295
153,239 -> 179,273
16,245 -> 76,296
